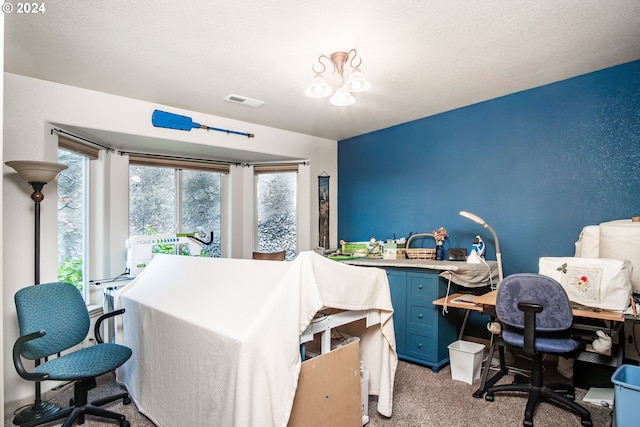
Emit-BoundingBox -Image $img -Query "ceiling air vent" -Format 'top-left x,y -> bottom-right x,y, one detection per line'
223,94 -> 264,108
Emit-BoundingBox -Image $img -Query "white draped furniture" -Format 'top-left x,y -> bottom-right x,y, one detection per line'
117,251 -> 397,427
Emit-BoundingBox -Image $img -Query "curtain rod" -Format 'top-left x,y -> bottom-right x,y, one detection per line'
243,159 -> 310,167
51,127 -> 306,167
118,150 -> 241,166
120,151 -> 309,168
51,128 -> 114,152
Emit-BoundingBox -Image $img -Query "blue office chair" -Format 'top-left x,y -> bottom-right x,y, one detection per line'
13,281 -> 133,427
485,274 -> 592,427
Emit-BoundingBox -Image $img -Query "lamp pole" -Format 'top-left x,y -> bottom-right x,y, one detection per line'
30,181 -> 45,284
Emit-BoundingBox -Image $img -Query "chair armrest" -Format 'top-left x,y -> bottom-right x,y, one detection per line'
94,308 -> 125,344
13,331 -> 49,381
518,302 -> 542,356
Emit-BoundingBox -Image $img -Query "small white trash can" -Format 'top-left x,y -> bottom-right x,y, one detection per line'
447,340 -> 485,384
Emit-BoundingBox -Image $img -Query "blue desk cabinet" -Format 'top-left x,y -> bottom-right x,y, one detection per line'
387,270 -> 407,355
386,268 -> 456,372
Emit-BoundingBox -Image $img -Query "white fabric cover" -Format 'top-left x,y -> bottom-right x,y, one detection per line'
117,251 -> 396,427
599,219 -> 640,292
574,225 -> 600,258
344,258 -> 499,288
441,260 -> 499,288
539,257 -> 633,311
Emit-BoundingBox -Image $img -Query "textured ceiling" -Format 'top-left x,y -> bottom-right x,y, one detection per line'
5,0 -> 640,145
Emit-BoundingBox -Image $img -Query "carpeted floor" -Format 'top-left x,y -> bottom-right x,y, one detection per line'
5,354 -> 613,426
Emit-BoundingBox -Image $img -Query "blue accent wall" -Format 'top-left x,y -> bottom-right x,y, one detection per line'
338,60 -> 640,277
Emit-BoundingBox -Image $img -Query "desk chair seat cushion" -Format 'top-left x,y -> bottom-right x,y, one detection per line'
32,343 -> 132,380
501,327 -> 580,354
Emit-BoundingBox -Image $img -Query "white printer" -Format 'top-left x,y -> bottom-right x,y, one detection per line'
125,232 -> 209,276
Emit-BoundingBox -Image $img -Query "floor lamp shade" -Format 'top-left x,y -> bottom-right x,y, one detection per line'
5,160 -> 68,185
6,160 -> 68,283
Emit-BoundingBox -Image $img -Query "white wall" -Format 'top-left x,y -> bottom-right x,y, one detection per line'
2,73 -> 337,407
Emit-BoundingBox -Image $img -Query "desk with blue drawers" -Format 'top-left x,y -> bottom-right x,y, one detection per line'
342,258 -> 498,372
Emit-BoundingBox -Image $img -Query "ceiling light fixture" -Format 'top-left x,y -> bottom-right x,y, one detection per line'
305,49 -> 371,107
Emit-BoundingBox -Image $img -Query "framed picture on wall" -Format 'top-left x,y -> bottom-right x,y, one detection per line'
318,173 -> 330,249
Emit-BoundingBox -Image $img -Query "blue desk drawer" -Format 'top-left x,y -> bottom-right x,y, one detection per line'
407,303 -> 437,329
408,273 -> 439,299
407,330 -> 435,361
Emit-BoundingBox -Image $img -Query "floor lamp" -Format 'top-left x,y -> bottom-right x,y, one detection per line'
5,160 -> 68,424
459,210 -> 504,285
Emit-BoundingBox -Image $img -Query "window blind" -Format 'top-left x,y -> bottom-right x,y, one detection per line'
57,135 -> 100,159
128,154 -> 231,174
253,164 -> 299,174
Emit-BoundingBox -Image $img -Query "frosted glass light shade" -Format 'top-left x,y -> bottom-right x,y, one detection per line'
5,160 -> 68,184
329,88 -> 355,106
343,68 -> 371,93
305,74 -> 332,98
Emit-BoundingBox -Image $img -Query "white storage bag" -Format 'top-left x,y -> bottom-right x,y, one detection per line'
574,225 -> 600,258
539,257 -> 633,311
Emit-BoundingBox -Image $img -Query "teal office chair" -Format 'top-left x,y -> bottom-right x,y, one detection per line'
485,274 -> 592,427
13,281 -> 133,427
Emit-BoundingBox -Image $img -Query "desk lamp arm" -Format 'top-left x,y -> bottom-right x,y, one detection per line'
484,223 -> 503,284
459,210 -> 504,284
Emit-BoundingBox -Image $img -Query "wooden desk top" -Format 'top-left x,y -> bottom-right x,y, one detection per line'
434,290 -> 624,322
432,293 -> 485,312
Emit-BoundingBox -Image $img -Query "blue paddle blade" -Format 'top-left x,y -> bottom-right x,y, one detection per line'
152,110 -> 201,131
151,109 -> 254,138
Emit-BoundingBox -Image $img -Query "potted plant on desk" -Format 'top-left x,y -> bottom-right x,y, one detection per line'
434,227 -> 448,260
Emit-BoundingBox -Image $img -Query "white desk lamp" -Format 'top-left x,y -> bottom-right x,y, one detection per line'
459,210 -> 504,284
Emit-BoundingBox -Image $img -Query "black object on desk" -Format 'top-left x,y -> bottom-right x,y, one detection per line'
447,248 -> 467,261
90,275 -> 135,289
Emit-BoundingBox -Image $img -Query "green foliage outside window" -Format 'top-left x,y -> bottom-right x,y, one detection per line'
58,258 -> 83,292
58,150 -> 85,292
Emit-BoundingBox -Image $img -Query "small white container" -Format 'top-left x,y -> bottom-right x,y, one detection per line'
360,363 -> 369,425
447,340 -> 485,384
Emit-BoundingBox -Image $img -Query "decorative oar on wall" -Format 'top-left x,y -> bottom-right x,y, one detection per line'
152,110 -> 255,138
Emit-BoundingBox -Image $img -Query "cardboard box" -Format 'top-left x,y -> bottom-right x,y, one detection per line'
341,242 -> 369,255
289,341 -> 362,427
383,243 -> 406,260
